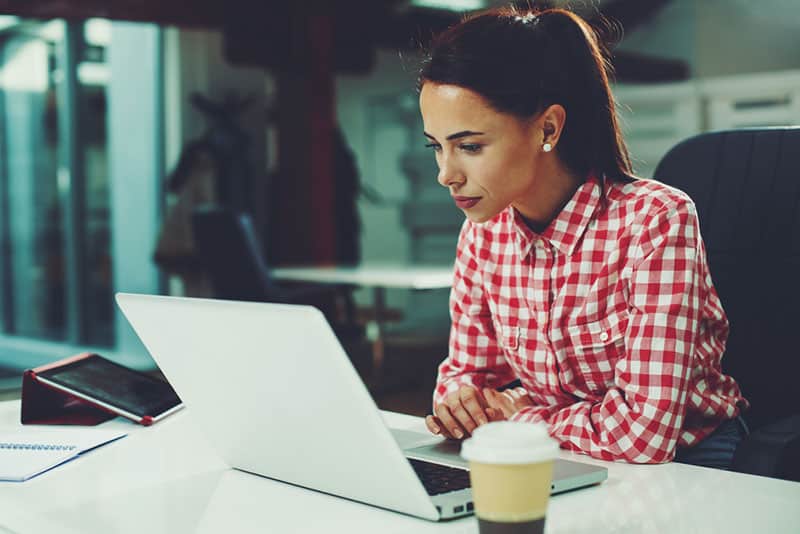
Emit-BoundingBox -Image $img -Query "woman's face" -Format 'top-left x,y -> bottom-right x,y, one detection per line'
419,82 -> 543,223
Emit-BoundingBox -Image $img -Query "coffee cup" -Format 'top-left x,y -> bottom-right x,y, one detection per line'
461,421 -> 559,534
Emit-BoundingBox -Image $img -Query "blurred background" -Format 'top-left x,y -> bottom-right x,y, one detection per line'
0,0 -> 798,413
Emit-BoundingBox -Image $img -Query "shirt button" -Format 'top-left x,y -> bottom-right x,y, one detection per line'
599,332 -> 609,342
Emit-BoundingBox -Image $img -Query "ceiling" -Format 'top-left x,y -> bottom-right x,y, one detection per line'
0,0 -> 686,80
0,0 -> 666,35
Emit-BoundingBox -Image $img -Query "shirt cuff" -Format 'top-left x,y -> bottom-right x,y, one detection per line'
509,405 -> 552,424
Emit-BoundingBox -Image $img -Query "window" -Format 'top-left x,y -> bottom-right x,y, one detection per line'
0,18 -> 163,373
0,19 -> 71,342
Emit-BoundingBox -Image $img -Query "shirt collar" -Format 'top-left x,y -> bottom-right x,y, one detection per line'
510,173 -> 603,258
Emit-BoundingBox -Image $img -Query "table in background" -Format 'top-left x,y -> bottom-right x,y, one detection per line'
272,264 -> 453,384
1,400 -> 799,533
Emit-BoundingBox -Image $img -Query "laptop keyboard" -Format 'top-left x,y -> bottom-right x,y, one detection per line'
408,459 -> 471,496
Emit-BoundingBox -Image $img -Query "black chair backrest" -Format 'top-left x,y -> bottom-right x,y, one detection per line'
653,127 -> 800,428
192,207 -> 276,302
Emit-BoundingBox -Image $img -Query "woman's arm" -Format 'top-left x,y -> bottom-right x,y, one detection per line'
434,220 -> 517,406
510,200 -> 710,463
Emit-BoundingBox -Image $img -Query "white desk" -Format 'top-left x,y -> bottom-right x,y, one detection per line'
271,264 -> 454,290
1,400 -> 799,533
272,264 -> 453,384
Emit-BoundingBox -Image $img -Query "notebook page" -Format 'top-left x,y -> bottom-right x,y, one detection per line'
0,428 -> 127,482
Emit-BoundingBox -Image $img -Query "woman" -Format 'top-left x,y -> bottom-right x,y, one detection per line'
420,7 -> 748,468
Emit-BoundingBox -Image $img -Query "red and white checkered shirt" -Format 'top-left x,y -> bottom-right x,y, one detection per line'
434,174 -> 748,463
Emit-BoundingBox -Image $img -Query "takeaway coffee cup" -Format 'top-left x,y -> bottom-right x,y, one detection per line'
461,421 -> 559,534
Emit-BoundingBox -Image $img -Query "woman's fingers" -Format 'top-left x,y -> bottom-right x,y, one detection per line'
435,402 -> 467,439
500,391 -> 518,417
447,386 -> 493,435
484,388 -> 513,418
425,414 -> 441,435
483,388 -> 500,409
481,390 -> 504,421
486,406 -> 505,421
425,414 -> 456,439
459,386 -> 490,426
432,386 -> 508,440
447,402 -> 476,435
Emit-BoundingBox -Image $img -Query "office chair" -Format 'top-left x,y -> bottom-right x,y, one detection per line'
191,206 -> 363,345
653,127 -> 800,481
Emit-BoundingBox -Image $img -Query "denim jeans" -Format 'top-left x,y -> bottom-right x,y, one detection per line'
674,417 -> 749,470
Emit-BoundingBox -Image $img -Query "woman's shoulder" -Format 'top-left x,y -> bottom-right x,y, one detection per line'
606,176 -> 695,217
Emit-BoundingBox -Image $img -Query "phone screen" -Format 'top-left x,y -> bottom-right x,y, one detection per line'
38,355 -> 182,418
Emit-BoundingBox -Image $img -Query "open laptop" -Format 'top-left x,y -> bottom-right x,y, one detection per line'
116,293 -> 607,521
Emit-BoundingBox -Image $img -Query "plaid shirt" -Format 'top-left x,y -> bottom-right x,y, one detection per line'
434,174 -> 747,463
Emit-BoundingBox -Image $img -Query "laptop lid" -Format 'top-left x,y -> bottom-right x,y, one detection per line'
115,293 -> 440,521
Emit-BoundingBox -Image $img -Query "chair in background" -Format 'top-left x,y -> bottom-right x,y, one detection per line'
191,206 -> 363,347
653,127 -> 800,481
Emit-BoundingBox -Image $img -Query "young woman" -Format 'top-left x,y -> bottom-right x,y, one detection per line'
419,7 -> 748,468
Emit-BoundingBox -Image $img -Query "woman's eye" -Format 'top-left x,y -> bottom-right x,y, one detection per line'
424,143 -> 442,153
459,144 -> 482,153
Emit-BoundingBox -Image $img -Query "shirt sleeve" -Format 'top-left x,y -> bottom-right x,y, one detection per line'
511,200 -> 709,463
433,220 -> 517,407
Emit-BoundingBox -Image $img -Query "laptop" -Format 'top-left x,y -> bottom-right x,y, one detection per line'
116,293 -> 607,521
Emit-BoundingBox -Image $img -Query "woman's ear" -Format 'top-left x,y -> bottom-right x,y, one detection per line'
539,104 -> 567,149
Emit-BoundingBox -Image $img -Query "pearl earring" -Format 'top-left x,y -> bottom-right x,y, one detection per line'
543,142 -> 552,153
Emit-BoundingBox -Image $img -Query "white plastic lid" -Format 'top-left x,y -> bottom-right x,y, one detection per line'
461,421 -> 559,464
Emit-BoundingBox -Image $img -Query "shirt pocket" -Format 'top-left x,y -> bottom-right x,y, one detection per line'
562,311 -> 628,396
495,319 -> 534,376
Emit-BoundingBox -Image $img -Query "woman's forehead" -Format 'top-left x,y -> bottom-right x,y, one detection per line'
420,83 -> 508,134
420,83 -> 490,112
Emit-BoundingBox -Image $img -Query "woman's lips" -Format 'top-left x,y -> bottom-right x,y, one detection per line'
453,196 -> 481,209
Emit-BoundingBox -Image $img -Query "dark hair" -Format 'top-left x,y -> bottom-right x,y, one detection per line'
418,7 -> 632,182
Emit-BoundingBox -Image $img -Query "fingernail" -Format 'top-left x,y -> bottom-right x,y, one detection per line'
431,425 -> 440,434
453,429 -> 463,439
478,416 -> 487,425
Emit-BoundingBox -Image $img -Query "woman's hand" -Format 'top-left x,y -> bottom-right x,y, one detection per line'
483,387 -> 535,420
425,386 -> 504,440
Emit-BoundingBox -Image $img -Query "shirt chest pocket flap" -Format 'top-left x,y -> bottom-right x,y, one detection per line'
563,311 -> 628,390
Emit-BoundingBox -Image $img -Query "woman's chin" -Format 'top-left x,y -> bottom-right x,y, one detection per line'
464,208 -> 499,224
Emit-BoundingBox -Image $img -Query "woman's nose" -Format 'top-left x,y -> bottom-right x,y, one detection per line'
437,157 -> 463,188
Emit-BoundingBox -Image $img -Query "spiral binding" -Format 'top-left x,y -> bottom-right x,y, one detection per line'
0,443 -> 77,451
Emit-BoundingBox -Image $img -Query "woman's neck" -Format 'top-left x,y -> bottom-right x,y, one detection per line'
514,160 -> 584,233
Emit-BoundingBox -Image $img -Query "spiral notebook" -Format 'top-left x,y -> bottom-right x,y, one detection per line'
0,428 -> 126,482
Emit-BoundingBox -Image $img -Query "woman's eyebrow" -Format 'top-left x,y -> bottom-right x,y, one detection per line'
423,130 -> 485,141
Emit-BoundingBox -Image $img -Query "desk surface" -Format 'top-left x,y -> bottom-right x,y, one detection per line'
1,400 -> 798,533
272,264 -> 453,289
